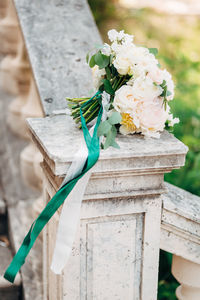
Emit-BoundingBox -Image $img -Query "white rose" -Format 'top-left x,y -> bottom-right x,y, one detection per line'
92,66 -> 106,90
130,46 -> 158,69
132,76 -> 163,102
113,44 -> 135,75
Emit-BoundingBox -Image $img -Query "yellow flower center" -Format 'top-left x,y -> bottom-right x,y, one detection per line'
121,113 -> 137,131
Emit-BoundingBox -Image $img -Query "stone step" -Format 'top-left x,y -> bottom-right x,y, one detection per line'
0,243 -> 21,300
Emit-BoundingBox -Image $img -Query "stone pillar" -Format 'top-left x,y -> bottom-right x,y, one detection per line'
172,255 -> 200,300
0,0 -> 20,54
27,114 -> 188,300
6,40 -> 31,135
0,0 -> 7,19
20,76 -> 43,190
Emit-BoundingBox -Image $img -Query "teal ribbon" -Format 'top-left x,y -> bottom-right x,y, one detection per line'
4,95 -> 102,283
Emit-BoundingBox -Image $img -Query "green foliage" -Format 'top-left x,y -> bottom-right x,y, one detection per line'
98,112 -> 121,149
149,47 -> 158,56
97,120 -> 112,136
108,111 -> 122,125
102,78 -> 115,95
89,51 -> 110,69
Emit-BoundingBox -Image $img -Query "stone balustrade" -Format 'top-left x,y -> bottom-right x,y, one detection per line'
0,0 -> 200,299
27,114 -> 188,300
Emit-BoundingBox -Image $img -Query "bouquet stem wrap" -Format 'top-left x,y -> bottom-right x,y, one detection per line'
4,93 -> 103,283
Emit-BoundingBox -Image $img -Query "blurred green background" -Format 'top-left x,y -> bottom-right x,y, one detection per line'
88,1 -> 200,299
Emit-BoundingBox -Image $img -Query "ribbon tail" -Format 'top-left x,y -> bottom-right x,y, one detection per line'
51,170 -> 91,274
3,96 -> 102,284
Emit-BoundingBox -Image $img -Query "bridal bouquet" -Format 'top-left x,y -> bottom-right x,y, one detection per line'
68,29 -> 179,149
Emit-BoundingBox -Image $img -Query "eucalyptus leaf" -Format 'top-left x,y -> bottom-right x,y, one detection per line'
111,140 -> 120,149
97,120 -> 112,137
166,90 -> 172,96
104,125 -> 117,150
149,48 -> 158,56
95,51 -> 110,69
108,111 -> 122,125
89,54 -> 96,68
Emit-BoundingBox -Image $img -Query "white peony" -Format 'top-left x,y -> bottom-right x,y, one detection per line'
113,85 -> 141,128
113,85 -> 139,113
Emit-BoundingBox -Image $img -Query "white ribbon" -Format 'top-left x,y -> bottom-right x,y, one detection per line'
51,92 -> 110,274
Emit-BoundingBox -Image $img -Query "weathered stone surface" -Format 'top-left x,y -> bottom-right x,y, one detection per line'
0,244 -> 21,300
13,0 -> 102,115
8,200 -> 42,300
161,182 -> 200,264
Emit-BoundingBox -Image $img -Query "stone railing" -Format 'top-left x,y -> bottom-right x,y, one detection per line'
0,1 -> 200,300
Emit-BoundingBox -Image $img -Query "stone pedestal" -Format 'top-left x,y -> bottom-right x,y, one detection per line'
28,114 -> 187,300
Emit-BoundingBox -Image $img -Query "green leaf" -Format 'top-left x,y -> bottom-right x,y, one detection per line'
86,53 -> 89,64
105,66 -> 111,80
108,111 -> 122,125
89,54 -> 96,68
110,140 -> 120,149
149,48 -> 158,56
104,125 -> 117,150
160,80 -> 167,88
103,79 -> 115,95
97,120 -> 112,137
95,51 -> 110,69
157,62 -> 161,68
160,85 -> 167,97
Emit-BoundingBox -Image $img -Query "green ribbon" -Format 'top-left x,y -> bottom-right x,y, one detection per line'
4,95 -> 102,283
